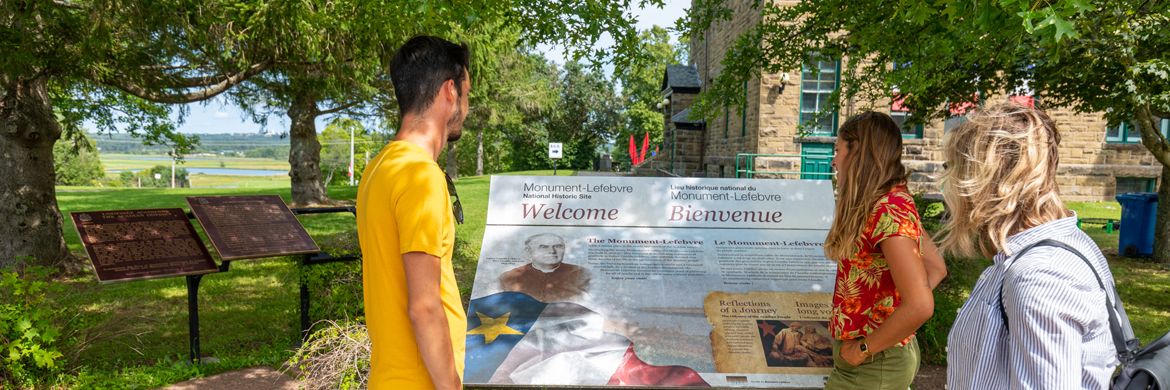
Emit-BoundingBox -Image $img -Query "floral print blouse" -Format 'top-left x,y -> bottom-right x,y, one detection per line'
829,185 -> 923,346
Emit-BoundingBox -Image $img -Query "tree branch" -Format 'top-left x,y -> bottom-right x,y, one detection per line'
52,0 -> 86,9
1135,103 -> 1170,167
105,59 -> 275,104
177,74 -> 230,88
317,100 -> 360,115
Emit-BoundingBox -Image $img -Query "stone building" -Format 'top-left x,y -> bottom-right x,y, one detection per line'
652,0 -> 1168,201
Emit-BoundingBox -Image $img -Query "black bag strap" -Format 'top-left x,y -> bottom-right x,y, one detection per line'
998,239 -> 1136,361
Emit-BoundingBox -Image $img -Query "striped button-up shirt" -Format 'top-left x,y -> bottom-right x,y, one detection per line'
947,214 -> 1130,390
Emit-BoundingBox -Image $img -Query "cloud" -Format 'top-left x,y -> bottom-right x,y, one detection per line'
214,111 -> 230,118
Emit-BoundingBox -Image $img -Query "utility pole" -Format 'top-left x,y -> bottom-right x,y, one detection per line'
349,125 -> 355,186
171,147 -> 176,189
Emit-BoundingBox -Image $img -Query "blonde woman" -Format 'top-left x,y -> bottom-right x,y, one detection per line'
943,103 -> 1132,389
823,111 -> 947,389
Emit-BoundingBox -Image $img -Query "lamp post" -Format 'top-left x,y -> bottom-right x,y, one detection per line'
349,124 -> 355,186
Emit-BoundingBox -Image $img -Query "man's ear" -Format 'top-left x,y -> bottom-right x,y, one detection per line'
444,79 -> 458,103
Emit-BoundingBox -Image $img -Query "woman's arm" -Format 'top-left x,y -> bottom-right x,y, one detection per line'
839,236 -> 935,366
921,238 -> 948,290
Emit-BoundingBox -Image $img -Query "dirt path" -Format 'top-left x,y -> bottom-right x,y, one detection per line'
152,366 -> 302,390
914,364 -> 947,389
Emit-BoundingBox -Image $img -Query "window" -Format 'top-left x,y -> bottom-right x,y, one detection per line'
1107,118 -> 1170,143
890,96 -> 923,138
800,59 -> 840,135
1117,177 -> 1156,194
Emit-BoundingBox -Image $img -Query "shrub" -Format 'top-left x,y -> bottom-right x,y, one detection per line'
0,258 -> 65,386
286,320 -> 370,390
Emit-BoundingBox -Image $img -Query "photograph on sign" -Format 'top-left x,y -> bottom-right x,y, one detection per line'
465,176 -> 836,388
70,208 -> 218,284
184,195 -> 320,260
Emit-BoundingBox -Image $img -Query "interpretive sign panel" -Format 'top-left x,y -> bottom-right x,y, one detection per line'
70,208 -> 218,284
465,176 -> 837,388
184,195 -> 319,260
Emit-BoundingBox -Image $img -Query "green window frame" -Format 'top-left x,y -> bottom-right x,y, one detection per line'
1116,177 -> 1156,194
890,110 -> 923,138
800,59 -> 840,135
1107,118 -> 1170,143
741,81 -> 748,137
724,107 -> 729,139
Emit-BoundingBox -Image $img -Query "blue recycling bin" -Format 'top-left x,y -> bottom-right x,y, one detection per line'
1115,192 -> 1159,258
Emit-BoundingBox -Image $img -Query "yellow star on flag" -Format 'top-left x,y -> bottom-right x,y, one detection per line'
467,312 -> 524,344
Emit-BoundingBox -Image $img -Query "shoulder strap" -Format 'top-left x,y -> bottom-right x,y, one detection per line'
998,239 -> 1137,361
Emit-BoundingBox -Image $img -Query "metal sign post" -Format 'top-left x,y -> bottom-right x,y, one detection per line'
548,142 -> 562,176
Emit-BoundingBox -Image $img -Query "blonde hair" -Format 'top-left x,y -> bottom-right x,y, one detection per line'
937,102 -> 1071,258
823,111 -> 910,261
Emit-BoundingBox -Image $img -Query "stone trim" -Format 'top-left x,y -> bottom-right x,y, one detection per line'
1102,143 -> 1148,152
793,136 -> 837,144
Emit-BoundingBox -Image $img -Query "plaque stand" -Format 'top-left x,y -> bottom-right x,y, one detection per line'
288,206 -> 361,342
184,260 -> 231,364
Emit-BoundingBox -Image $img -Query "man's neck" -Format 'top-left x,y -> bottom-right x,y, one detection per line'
530,262 -> 562,273
394,114 -> 447,160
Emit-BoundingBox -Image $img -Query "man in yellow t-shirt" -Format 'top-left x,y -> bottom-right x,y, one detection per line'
357,35 -> 471,390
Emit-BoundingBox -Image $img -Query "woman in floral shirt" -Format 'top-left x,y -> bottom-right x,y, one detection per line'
821,112 -> 948,390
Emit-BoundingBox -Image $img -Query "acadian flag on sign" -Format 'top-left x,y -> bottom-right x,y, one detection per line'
464,292 -> 710,387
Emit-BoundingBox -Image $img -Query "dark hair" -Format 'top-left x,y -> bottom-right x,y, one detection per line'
389,35 -> 471,119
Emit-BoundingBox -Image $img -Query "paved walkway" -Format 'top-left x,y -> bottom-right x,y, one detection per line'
152,366 -> 302,390
574,171 -> 624,176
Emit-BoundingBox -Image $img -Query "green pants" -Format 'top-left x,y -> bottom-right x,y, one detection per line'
824,336 -> 919,390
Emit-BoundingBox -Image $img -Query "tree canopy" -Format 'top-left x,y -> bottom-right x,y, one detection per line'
615,26 -> 688,162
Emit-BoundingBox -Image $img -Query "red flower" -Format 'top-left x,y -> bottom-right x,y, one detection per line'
841,298 -> 862,314
871,304 -> 895,322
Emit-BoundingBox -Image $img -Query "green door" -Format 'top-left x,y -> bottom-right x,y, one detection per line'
801,143 -> 834,180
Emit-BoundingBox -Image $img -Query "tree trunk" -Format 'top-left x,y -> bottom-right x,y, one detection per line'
287,91 -> 332,206
1154,166 -> 1170,263
446,142 -> 458,180
0,74 -> 71,268
476,127 -> 484,176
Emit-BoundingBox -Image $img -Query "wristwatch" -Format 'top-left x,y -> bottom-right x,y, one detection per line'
858,338 -> 873,357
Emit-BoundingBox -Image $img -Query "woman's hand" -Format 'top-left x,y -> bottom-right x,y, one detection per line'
839,339 -> 867,366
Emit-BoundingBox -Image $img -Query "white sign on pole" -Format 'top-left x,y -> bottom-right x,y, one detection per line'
154,174 -> 162,179
465,176 -> 838,388
548,142 -> 563,159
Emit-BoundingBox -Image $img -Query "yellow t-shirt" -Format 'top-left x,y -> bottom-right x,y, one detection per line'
357,141 -> 466,390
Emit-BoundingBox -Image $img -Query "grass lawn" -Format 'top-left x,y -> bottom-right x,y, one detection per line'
188,174 -> 290,189
1067,201 -> 1170,345
99,154 -> 290,172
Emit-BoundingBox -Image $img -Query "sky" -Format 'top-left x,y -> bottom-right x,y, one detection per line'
157,0 -> 690,135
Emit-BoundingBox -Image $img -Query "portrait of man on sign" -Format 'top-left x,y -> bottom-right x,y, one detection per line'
498,233 -> 593,303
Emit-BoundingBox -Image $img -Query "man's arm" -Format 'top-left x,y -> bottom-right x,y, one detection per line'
403,251 -> 461,390
921,238 -> 948,290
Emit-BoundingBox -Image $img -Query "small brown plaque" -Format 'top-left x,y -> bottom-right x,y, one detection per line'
70,208 -> 219,284
184,195 -> 320,260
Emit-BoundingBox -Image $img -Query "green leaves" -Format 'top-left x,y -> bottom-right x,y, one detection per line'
0,262 -> 67,384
